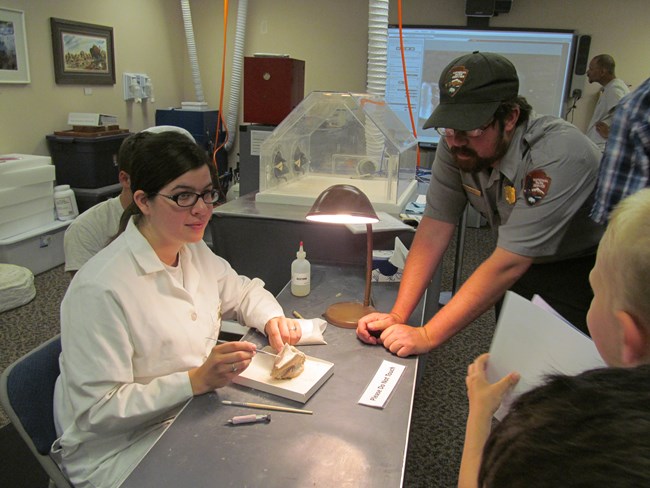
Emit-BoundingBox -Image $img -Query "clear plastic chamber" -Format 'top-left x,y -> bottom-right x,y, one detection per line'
256,92 -> 418,214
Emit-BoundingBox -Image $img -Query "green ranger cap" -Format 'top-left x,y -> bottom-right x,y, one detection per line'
423,51 -> 519,131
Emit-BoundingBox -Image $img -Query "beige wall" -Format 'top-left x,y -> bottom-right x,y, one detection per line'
1,0 -> 649,166
391,0 -> 650,131
0,0 -> 186,157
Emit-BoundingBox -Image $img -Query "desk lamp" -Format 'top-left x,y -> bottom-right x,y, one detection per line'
306,184 -> 380,328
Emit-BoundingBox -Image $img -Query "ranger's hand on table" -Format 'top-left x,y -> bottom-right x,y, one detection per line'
357,312 -> 434,357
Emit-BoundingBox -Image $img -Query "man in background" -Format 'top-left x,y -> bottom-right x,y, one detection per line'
585,54 -> 629,151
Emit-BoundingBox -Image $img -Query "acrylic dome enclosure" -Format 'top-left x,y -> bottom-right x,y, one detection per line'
256,92 -> 418,213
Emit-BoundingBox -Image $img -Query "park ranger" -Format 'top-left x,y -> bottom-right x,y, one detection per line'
358,52 -> 604,357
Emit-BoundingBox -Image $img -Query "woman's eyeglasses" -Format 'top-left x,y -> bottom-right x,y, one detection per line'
152,188 -> 220,208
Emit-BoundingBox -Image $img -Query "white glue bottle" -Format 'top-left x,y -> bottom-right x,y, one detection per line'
291,241 -> 310,297
54,184 -> 79,221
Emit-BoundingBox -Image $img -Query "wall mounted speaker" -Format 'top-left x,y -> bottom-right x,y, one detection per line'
465,0 -> 495,17
495,1 -> 513,13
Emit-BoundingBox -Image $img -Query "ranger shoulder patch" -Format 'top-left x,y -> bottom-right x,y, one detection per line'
523,170 -> 551,206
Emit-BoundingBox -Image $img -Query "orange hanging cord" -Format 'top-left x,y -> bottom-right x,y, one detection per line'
397,0 -> 420,168
212,0 -> 230,175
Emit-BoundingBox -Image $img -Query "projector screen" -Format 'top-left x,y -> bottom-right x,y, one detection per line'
385,26 -> 577,146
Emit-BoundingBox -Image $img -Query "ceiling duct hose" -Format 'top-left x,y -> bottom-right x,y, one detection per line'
367,0 -> 389,97
224,0 -> 248,151
365,0 -> 389,177
181,0 -> 205,103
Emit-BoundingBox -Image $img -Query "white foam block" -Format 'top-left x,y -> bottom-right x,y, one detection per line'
233,347 -> 334,403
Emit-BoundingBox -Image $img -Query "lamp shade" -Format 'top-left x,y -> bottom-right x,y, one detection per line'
306,184 -> 379,328
306,184 -> 379,224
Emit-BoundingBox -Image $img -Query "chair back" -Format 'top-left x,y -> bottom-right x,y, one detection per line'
2,335 -> 61,453
0,334 -> 72,487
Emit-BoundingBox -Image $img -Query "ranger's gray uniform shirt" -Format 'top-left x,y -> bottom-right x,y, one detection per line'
424,113 -> 604,262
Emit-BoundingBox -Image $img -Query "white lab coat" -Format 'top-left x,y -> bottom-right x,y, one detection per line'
52,218 -> 284,487
585,78 -> 630,150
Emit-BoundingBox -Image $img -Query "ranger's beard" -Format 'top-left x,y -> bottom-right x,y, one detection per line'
450,126 -> 509,173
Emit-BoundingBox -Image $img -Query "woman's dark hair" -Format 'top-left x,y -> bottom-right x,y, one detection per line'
117,131 -> 215,234
116,131 -> 152,174
479,365 -> 650,487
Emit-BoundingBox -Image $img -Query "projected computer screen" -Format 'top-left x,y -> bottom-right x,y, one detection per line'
386,26 -> 577,146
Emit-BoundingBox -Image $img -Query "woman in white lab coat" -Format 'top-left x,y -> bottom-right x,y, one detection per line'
52,131 -> 302,488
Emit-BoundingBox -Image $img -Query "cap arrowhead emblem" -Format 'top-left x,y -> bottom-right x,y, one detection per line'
445,66 -> 468,97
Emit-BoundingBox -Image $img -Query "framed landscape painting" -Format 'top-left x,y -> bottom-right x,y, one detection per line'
0,8 -> 30,83
50,17 -> 115,85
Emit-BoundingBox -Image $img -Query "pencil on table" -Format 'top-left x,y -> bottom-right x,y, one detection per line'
222,400 -> 313,415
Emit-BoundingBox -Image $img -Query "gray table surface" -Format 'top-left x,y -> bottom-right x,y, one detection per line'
213,191 -> 316,221
121,264 -> 425,488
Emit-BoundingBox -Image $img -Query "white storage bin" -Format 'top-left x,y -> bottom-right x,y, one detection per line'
0,154 -> 57,238
0,220 -> 70,275
0,196 -> 55,239
0,210 -> 54,239
0,181 -> 55,207
1,165 -> 56,188
0,154 -> 52,175
0,196 -> 54,224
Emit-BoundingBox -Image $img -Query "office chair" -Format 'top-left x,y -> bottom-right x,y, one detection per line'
0,334 -> 73,488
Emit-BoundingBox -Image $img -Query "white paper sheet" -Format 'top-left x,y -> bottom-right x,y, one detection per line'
531,294 -> 573,325
487,291 -> 606,420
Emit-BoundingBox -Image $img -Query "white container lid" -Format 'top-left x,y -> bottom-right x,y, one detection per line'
0,154 -> 52,175
0,219 -> 71,245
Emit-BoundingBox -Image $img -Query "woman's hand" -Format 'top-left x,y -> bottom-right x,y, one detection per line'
264,316 -> 302,351
188,340 -> 257,395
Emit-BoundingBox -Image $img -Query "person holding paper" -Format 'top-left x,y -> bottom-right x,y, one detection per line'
358,52 -> 603,355
584,187 -> 650,367
53,131 -> 301,488
458,188 -> 650,487
464,365 -> 650,487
